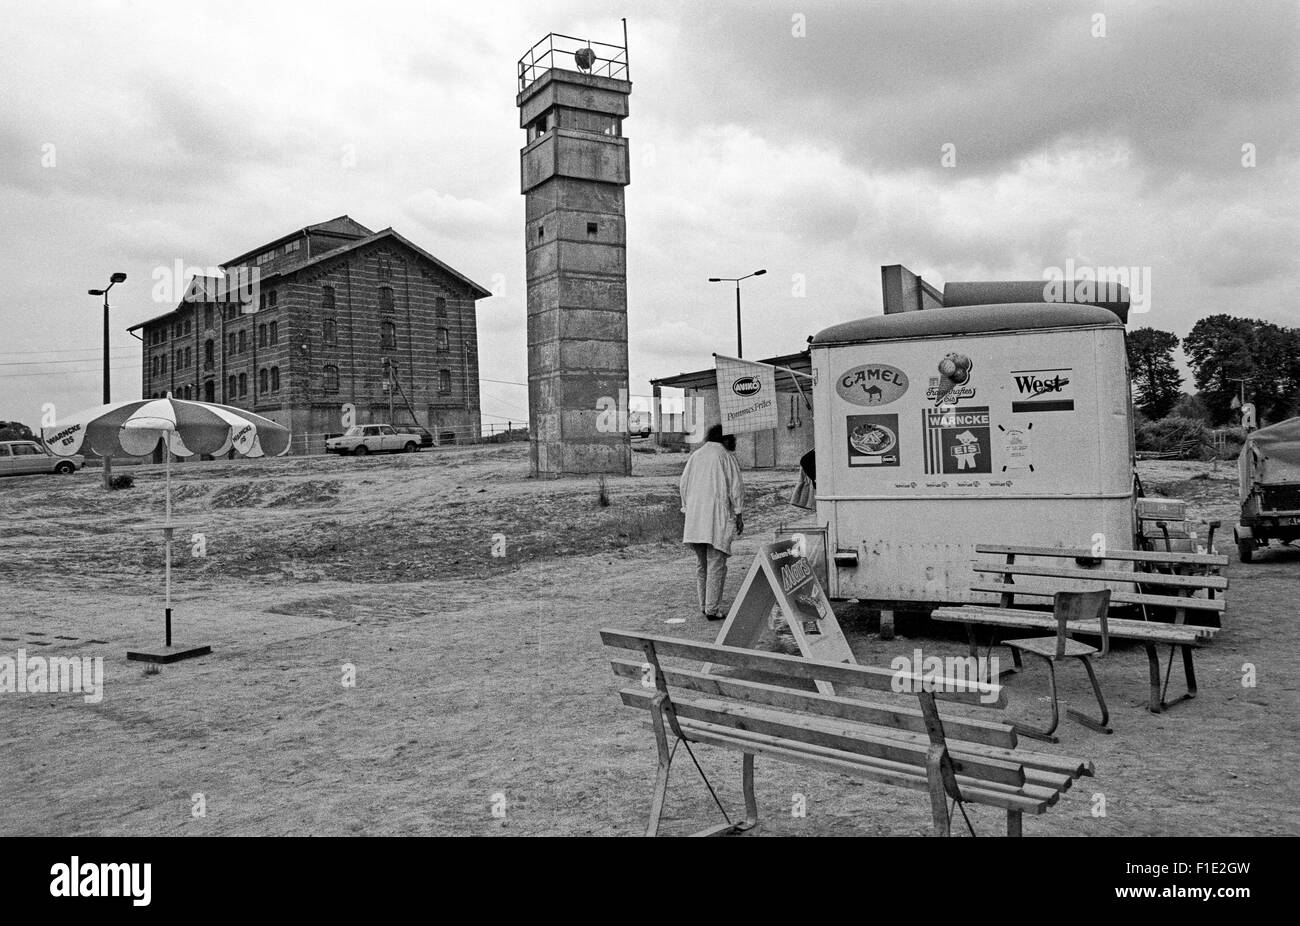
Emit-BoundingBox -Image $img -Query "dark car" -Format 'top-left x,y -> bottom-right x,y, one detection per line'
407,427 -> 435,448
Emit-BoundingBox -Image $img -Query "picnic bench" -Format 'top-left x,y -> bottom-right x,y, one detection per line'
932,543 -> 1228,715
600,628 -> 1096,837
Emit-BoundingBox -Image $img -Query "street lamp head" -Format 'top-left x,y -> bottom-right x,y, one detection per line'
707,277 -> 722,282
110,272 -> 127,284
753,269 -> 767,276
88,289 -> 105,296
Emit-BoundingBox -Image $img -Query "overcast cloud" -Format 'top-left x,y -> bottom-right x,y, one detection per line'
1,0 -> 1296,427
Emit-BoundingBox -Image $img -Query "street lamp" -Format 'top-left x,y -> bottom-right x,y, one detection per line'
88,272 -> 127,489
708,269 -> 766,358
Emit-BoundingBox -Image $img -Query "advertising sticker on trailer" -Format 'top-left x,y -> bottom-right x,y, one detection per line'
922,406 -> 992,474
846,414 -> 900,467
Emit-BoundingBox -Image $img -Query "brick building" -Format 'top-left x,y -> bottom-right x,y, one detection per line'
129,217 -> 492,453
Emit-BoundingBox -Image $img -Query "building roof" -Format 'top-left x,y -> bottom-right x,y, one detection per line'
128,226 -> 493,332
810,302 -> 1123,347
652,351 -> 811,391
221,215 -> 373,268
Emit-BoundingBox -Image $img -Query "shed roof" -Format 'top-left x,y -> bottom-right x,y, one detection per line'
810,302 -> 1123,347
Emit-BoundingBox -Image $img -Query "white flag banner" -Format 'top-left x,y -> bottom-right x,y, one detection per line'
715,354 -> 778,435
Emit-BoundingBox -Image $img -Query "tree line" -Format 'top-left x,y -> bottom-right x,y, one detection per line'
1127,315 -> 1300,426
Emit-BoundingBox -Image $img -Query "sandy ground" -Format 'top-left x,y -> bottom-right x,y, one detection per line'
1,443 -> 1296,836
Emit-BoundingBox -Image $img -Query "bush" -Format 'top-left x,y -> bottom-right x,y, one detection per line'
1135,416 -> 1210,455
109,474 -> 135,490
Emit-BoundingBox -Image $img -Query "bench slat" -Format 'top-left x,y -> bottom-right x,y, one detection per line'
970,583 -> 1225,612
671,720 -> 1054,815
975,544 -> 1227,567
972,562 -> 1227,591
609,658 -> 1017,748
934,607 -> 1208,644
619,687 -> 1027,788
948,605 -> 1218,640
600,628 -> 1004,706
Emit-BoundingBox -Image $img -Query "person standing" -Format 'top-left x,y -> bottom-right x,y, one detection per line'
680,424 -> 745,620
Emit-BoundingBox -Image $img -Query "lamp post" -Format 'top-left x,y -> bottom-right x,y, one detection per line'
88,272 -> 127,489
707,269 -> 766,358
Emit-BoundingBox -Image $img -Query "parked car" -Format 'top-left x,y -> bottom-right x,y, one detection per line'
0,440 -> 84,476
407,426 -> 435,448
325,424 -> 423,456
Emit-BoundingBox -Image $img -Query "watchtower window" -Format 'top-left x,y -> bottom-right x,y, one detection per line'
537,225 -> 545,241
526,109 -> 556,143
556,107 -> 621,137
586,222 -> 598,236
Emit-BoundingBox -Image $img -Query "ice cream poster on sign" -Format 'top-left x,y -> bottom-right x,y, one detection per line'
922,406 -> 991,474
846,414 -> 900,467
926,352 -> 975,406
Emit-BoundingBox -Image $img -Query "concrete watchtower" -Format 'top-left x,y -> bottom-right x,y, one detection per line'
517,30 -> 632,476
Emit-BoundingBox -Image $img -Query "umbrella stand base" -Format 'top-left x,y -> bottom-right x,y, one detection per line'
127,644 -> 212,664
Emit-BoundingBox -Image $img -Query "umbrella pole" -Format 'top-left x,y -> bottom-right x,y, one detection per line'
165,432 -> 172,647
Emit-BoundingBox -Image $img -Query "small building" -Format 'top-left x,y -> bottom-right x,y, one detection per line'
128,217 -> 492,454
651,351 -> 814,469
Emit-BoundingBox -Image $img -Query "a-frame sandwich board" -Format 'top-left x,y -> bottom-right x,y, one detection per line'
709,538 -> 856,695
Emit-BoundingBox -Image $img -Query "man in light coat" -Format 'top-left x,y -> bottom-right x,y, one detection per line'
680,424 -> 746,620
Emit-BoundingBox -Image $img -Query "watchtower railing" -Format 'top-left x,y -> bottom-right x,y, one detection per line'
518,31 -> 629,91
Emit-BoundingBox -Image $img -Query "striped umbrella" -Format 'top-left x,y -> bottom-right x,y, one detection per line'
41,395 -> 291,659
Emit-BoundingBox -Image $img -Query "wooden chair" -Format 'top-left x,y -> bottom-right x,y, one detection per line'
1003,590 -> 1113,742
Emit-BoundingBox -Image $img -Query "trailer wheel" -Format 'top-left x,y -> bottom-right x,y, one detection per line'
1237,539 -> 1255,563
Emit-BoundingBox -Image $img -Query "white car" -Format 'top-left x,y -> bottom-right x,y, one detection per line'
0,440 -> 85,476
325,424 -> 423,456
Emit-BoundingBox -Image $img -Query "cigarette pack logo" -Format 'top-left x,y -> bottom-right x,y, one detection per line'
836,364 -> 909,406
922,406 -> 991,474
926,353 -> 975,406
846,414 -> 900,467
1011,368 -> 1074,412
732,376 -> 761,397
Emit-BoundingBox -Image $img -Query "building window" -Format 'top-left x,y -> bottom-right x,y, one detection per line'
238,330 -> 247,353
285,240 -> 300,254
435,296 -> 447,317
378,255 -> 392,280
439,369 -> 452,394
587,222 -> 598,236
269,322 -> 278,345
381,321 -> 396,350
185,347 -> 192,368
537,225 -> 544,241
227,333 -> 236,354
238,373 -> 247,396
378,286 -> 394,313
323,318 -> 337,346
322,285 -> 335,310
205,381 -> 214,402
268,290 -> 277,308
204,306 -> 213,329
204,340 -> 214,366
259,324 -> 267,347
256,251 -> 274,266
159,328 -> 167,343
161,354 -> 167,374
228,375 -> 237,398
259,368 -> 268,393
436,327 -> 449,352
184,319 -> 192,335
324,365 -> 339,393
271,367 -> 281,391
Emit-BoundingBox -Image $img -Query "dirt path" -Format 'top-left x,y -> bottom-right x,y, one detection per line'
1,444 -> 1296,836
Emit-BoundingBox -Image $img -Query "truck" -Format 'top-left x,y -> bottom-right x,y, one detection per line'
1234,416 -> 1300,562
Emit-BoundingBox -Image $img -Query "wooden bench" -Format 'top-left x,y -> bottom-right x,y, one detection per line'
600,628 -> 1096,837
932,543 -> 1228,714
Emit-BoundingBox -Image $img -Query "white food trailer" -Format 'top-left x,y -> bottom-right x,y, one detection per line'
809,301 -> 1133,604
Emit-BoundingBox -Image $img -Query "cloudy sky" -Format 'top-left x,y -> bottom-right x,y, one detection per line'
1,0 -> 1296,429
